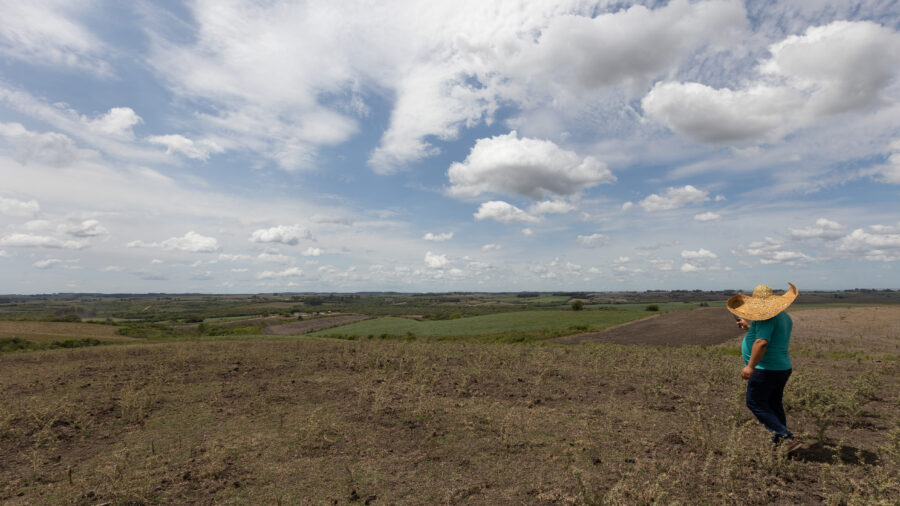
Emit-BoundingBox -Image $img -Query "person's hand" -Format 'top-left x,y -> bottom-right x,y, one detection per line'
741,365 -> 754,380
736,318 -> 750,330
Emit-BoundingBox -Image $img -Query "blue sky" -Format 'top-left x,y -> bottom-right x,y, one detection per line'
1,0 -> 899,293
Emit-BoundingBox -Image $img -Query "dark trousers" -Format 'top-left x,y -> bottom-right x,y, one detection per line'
745,368 -> 793,442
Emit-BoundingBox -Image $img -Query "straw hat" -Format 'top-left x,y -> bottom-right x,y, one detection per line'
726,282 -> 798,321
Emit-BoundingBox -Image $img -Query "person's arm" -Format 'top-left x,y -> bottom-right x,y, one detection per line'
741,318 -> 774,379
741,339 -> 768,379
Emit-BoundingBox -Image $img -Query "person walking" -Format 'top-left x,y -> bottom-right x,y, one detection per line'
727,283 -> 803,453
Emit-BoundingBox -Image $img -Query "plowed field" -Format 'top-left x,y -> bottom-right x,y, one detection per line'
262,315 -> 371,335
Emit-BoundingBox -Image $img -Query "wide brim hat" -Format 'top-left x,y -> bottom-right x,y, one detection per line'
726,282 -> 798,321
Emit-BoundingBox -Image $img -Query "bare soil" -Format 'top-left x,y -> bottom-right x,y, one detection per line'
261,315 -> 371,335
556,307 -> 744,346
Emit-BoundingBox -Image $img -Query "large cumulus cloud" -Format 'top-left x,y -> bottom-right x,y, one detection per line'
447,131 -> 614,200
643,20 -> 900,144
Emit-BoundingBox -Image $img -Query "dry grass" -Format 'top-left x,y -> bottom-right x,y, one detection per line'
790,306 -> 900,358
0,307 -> 898,504
0,321 -> 132,344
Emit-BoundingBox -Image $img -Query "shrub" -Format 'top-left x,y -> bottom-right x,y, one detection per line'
0,337 -> 33,353
570,300 -> 584,311
787,372 -> 840,442
645,305 -> 660,311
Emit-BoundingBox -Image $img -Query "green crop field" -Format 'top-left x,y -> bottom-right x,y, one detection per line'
305,309 -> 647,340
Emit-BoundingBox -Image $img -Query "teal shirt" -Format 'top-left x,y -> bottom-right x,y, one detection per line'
742,311 -> 792,371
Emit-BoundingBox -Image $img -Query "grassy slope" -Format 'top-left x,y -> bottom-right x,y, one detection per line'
304,309 -> 647,339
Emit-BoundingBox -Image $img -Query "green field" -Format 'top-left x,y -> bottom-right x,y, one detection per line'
306,309 -> 646,339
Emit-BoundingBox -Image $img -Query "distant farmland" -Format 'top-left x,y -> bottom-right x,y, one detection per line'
304,309 -> 647,340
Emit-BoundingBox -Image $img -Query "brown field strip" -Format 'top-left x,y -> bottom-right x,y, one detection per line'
262,314 -> 371,335
0,321 -> 134,343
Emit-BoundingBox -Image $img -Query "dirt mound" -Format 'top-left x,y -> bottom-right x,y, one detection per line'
555,307 -> 743,346
262,315 -> 371,336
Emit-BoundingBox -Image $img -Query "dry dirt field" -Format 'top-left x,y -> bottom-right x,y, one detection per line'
1,306 -> 898,504
555,307 -> 744,346
262,315 -> 372,336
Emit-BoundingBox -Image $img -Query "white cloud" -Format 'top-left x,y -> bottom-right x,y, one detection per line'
521,228 -> 535,237
33,258 -> 62,269
694,212 -> 721,222
85,107 -> 141,139
424,251 -> 448,268
643,20 -> 900,144
576,233 -> 609,248
0,250 -> 8,257
147,134 -> 224,160
0,233 -> 86,250
529,200 -> 575,215
621,201 -> 634,211
447,131 -> 614,200
790,218 -> 845,240
639,185 -> 709,211
0,1 -> 110,75
258,267 -> 303,279
257,252 -> 293,263
643,82 -> 803,143
423,232 -> 454,242
249,225 -> 312,245
147,1 -> 361,171
509,0 -> 746,95
62,219 -> 108,238
876,139 -> 900,184
680,263 -> 700,273
482,243 -> 501,251
869,223 -> 900,234
838,226 -> 900,262
23,220 -> 53,231
301,247 -> 323,257
649,258 -> 676,271
365,0 -> 746,171
473,201 -> 538,224
681,248 -> 718,260
101,265 -> 123,272
219,253 -> 252,262
742,237 -> 813,265
0,86 -> 167,163
761,21 -> 900,116
0,122 -> 83,166
0,195 -> 40,217
155,231 -> 220,253
189,271 -> 212,280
